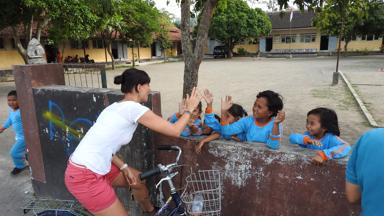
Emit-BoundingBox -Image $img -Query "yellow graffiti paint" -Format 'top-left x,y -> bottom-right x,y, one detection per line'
43,111 -> 83,139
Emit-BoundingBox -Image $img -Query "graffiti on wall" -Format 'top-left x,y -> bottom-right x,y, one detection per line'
42,100 -> 95,156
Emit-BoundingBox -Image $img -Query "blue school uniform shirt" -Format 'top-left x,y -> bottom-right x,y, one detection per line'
220,116 -> 282,149
204,113 -> 246,141
346,128 -> 384,216
169,113 -> 203,137
289,131 -> 351,160
2,109 -> 24,140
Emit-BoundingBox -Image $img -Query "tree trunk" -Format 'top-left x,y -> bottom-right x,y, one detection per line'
343,40 -> 350,56
12,27 -> 28,64
132,43 -> 135,67
37,17 -> 50,42
137,42 -> 140,63
29,15 -> 34,41
106,40 -> 115,70
83,41 -> 87,58
180,0 -> 219,96
103,38 -> 108,63
227,40 -> 234,58
381,37 -> 384,53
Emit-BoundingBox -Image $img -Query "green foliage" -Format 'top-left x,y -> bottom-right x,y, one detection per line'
313,0 -> 368,39
237,47 -> 248,55
209,0 -> 271,52
120,0 -> 161,47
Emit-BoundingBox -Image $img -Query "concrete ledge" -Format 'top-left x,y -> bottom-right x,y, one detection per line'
339,70 -> 380,128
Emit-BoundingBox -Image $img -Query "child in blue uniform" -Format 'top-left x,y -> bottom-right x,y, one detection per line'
220,90 -> 285,150
289,107 -> 351,164
196,90 -> 247,153
169,102 -> 203,137
0,90 -> 28,175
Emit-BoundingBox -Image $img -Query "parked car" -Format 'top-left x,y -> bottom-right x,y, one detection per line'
213,46 -> 228,58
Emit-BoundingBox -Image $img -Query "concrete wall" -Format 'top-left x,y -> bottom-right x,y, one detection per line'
153,135 -> 360,216
340,39 -> 382,51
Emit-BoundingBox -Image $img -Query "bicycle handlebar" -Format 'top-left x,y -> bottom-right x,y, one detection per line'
140,167 -> 161,180
157,145 -> 180,151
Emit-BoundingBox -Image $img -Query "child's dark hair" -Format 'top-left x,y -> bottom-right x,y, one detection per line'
114,68 -> 150,93
196,102 -> 203,113
228,103 -> 248,118
307,107 -> 340,136
256,90 -> 283,117
8,90 -> 17,97
214,114 -> 221,122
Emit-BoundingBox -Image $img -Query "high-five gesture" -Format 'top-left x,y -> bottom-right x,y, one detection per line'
202,89 -> 214,105
221,96 -> 233,111
185,87 -> 201,113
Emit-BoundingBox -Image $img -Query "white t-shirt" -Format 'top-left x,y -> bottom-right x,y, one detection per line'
70,101 -> 149,175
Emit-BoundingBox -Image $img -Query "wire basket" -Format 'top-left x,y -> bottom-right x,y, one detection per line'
181,170 -> 221,216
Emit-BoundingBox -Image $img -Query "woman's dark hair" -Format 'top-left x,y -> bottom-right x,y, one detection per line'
307,107 -> 340,136
114,68 -> 150,93
228,103 -> 248,118
256,90 -> 283,117
8,90 -> 17,97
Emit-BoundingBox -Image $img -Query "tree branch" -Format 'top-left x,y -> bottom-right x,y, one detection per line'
193,0 -> 219,64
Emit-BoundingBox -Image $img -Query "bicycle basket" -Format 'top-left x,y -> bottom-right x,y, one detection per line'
181,170 -> 221,216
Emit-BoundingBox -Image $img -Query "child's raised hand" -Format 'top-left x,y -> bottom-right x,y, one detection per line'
185,87 -> 202,113
202,89 -> 214,105
274,111 -> 285,124
221,96 -> 233,111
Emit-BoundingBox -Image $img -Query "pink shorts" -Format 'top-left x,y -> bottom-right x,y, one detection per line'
64,160 -> 121,213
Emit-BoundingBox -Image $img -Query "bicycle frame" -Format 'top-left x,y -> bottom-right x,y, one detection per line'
140,146 -> 186,216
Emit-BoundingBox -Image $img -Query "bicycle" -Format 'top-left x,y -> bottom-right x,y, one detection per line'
140,145 -> 221,216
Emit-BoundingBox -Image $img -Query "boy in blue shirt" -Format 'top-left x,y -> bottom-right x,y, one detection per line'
0,90 -> 28,175
346,128 -> 384,216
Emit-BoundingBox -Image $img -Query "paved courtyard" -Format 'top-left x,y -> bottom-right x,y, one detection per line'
0,55 -> 383,215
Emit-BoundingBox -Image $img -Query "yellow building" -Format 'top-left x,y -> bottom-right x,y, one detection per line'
0,27 -> 182,70
259,10 -> 383,55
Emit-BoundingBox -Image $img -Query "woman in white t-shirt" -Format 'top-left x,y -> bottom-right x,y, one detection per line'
64,68 -> 201,216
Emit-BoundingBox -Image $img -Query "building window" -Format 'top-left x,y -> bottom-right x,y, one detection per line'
351,35 -> 357,41
281,35 -> 296,43
300,34 -> 316,43
0,38 -> 4,49
273,35 -> 281,43
92,39 -> 104,48
71,40 -> 88,49
374,34 -> 380,40
367,34 -> 374,41
361,35 -> 367,40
